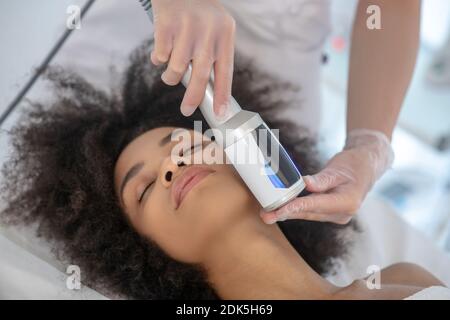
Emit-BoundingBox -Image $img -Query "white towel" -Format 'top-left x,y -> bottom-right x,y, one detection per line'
405,286 -> 450,300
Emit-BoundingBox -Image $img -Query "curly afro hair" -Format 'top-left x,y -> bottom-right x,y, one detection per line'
0,40 -> 356,299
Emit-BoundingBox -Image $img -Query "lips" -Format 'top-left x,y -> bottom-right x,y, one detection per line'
172,166 -> 215,209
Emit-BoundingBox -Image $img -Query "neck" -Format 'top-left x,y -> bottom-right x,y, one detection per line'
201,206 -> 337,299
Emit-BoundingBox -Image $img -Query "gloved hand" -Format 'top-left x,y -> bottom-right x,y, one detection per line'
260,129 -> 395,225
151,0 -> 236,118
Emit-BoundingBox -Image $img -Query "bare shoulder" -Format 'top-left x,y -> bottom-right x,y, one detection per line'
330,263 -> 445,300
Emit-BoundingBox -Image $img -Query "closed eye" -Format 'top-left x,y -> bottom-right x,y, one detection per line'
179,143 -> 204,157
138,181 -> 154,203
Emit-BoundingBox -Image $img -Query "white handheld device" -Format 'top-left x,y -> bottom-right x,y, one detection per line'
138,0 -> 305,210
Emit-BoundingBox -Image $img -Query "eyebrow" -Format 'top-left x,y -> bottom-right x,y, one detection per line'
159,131 -> 173,147
119,131 -> 175,203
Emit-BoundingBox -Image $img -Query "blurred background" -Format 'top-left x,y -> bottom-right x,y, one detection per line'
321,0 -> 450,252
0,0 -> 449,254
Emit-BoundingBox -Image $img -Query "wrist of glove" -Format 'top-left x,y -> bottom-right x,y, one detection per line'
259,129 -> 395,225
343,128 -> 395,188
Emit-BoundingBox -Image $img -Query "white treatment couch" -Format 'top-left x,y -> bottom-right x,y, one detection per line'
0,0 -> 449,299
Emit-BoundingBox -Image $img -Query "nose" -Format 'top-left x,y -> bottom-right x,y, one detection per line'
160,157 -> 186,187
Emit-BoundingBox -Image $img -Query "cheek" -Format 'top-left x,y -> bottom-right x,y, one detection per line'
131,166 -> 259,264
180,166 -> 258,240
136,187 -> 205,263
208,165 -> 255,207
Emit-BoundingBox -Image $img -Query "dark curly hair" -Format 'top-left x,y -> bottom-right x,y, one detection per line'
0,40 -> 356,299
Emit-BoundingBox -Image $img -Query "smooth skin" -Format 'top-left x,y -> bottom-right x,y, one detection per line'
150,0 -> 421,224
113,127 -> 444,299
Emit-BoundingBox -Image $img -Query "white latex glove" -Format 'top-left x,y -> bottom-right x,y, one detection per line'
260,129 -> 395,225
151,0 -> 236,117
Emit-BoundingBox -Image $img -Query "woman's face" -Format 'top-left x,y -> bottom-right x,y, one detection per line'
114,127 -> 260,263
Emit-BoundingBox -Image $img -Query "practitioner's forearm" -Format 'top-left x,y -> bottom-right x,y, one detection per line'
347,0 -> 421,139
